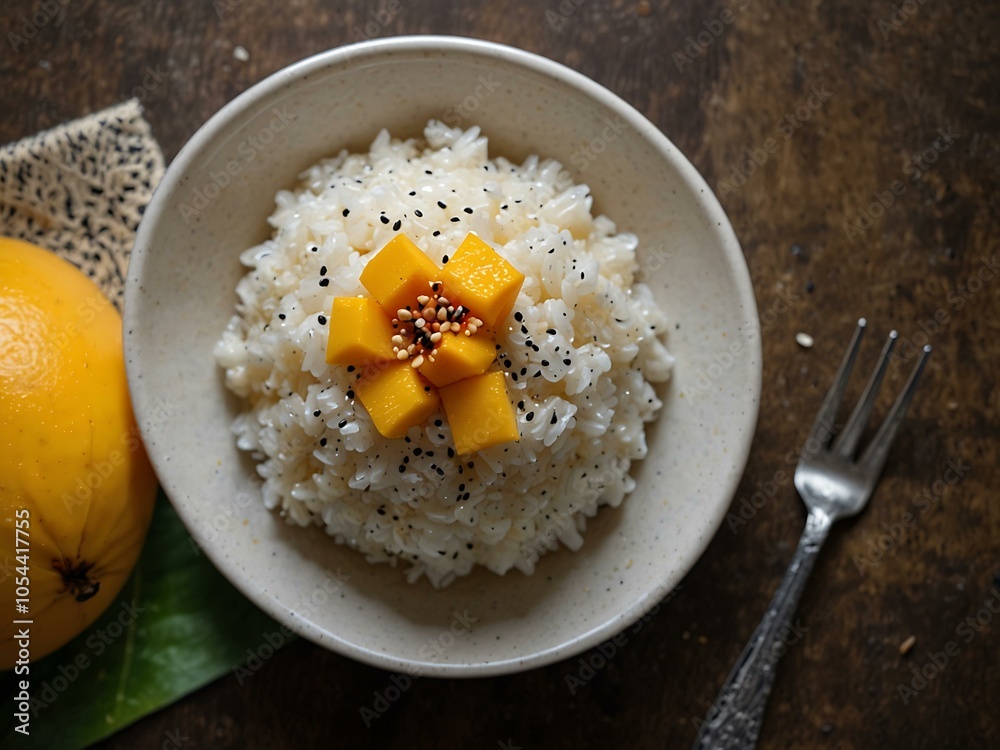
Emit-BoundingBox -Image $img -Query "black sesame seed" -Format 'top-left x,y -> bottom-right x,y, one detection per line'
450,217 -> 460,222
504,359 -> 512,368
347,365 -> 355,372
546,328 -> 557,335
338,419 -> 347,428
399,465 -> 406,473
463,207 -> 473,214
380,215 -> 390,225
551,412 -> 558,424
313,410 -> 321,417
514,311 -> 523,322
393,219 -> 402,231
408,191 -> 416,196
541,359 -> 550,366
346,389 -> 355,399
437,200 -> 447,209
319,437 -> 328,446
517,401 -> 524,410
432,230 -> 441,237
563,358 -> 571,365
434,419 -> 443,427
414,209 -> 423,217
442,254 -> 449,263
320,265 -> 327,275
413,447 -> 423,456
377,507 -> 386,515
317,315 -> 327,325
319,278 -> 330,287
278,313 -> 286,320
526,412 -> 535,422
342,208 -> 350,216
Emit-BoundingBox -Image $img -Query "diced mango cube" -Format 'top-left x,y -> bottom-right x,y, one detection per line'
440,233 -> 524,329
438,371 -> 519,455
325,297 -> 396,366
355,361 -> 439,439
360,234 -> 440,314
418,328 -> 496,388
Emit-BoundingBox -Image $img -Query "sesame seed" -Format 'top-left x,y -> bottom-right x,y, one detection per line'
414,209 -> 423,217
392,219 -> 402,231
450,217 -> 460,222
319,278 -> 330,287
278,313 -> 286,320
463,207 -> 473,214
526,412 -> 535,421
442,254 -> 449,263
319,265 -> 327,275
514,312 -> 523,322
342,208 -> 350,216
338,419 -> 347,428
317,315 -> 327,325
437,200 -> 447,209
380,215 -> 390,224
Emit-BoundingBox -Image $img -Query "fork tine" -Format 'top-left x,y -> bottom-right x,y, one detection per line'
832,330 -> 898,457
805,318 -> 866,453
859,344 -> 932,475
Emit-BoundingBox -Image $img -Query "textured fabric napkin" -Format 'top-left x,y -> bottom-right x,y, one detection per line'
0,98 -> 164,309
1,100 -> 280,750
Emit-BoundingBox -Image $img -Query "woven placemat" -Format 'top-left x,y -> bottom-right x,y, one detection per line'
0,98 -> 164,310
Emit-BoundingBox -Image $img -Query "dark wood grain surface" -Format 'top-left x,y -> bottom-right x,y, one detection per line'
2,1 -> 997,748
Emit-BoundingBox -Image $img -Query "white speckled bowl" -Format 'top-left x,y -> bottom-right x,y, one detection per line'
125,36 -> 760,676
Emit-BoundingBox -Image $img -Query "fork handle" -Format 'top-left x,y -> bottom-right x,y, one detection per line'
692,508 -> 833,750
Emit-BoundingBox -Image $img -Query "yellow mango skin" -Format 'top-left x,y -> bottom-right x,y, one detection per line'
355,361 -> 439,439
439,371 -> 519,455
418,327 -> 496,388
359,234 -> 441,314
326,297 -> 396,366
440,234 -> 525,329
0,237 -> 157,669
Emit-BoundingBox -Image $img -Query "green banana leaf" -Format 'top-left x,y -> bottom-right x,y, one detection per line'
1,492 -> 289,750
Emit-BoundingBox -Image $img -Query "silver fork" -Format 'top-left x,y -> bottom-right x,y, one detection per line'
692,319 -> 931,750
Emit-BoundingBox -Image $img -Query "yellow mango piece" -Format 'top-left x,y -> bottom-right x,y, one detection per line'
355,361 -> 439,439
359,234 -> 440,314
326,297 -> 396,366
438,371 -> 519,455
418,328 -> 496,387
440,233 -> 524,329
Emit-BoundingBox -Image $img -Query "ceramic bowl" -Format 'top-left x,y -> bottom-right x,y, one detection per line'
125,36 -> 761,676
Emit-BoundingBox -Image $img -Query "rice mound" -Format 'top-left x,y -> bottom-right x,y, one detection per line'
215,122 -> 673,587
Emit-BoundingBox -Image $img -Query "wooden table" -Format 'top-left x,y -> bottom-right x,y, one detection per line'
3,1 -> 996,748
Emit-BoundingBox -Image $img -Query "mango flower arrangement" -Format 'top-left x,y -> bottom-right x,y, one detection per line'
324,233 -> 525,454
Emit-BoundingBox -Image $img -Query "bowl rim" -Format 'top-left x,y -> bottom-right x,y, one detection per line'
126,34 -> 762,677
